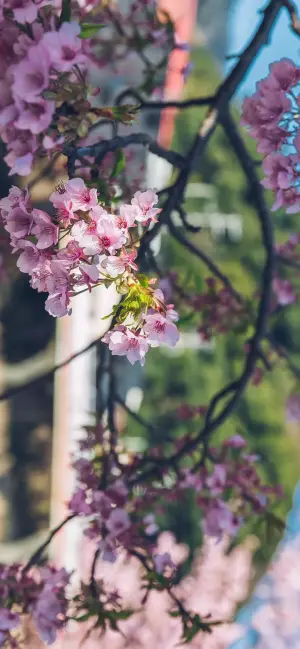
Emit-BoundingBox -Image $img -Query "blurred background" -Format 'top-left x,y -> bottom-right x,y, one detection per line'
1,0 -> 300,644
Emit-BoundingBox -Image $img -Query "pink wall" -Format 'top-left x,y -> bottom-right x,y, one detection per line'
157,0 -> 199,149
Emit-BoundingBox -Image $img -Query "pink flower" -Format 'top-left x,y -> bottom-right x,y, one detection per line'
206,465 -> 227,495
106,480 -> 128,507
267,58 -> 300,92
144,514 -> 159,536
262,153 -> 294,191
96,215 -> 127,254
0,608 -> 20,632
286,394 -> 300,423
256,124 -> 287,154
32,568 -> 69,645
0,186 -> 29,215
143,312 -> 179,347
71,219 -> 100,255
43,22 -> 87,72
3,126 -> 37,176
16,240 -> 43,274
12,43 -> 50,101
45,291 -> 70,318
31,209 -> 59,249
69,488 -> 92,516
180,468 -> 203,491
44,260 -> 70,317
241,90 -> 290,131
117,203 -> 138,229
53,198 -> 77,228
4,205 -> 32,238
98,538 -> 117,563
131,189 -> 161,224
224,434 -> 247,449
79,262 -> 99,283
7,152 -> 34,176
46,259 -> 69,294
101,249 -> 137,277
203,500 -> 242,539
57,240 -> 84,265
272,186 -> 300,213
153,552 -> 175,574
101,255 -> 127,278
10,0 -> 52,24
30,258 -> 52,292
64,178 -> 98,211
106,508 -> 131,537
15,98 -> 55,135
103,327 -> 149,366
43,134 -> 64,151
272,278 -> 296,306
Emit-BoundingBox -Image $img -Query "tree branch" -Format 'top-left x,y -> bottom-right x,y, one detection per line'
0,333 -> 106,403
65,134 -> 185,178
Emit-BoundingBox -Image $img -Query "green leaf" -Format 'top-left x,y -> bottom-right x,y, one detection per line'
136,274 -> 150,288
60,0 -> 71,24
111,149 -> 126,178
74,613 -> 91,623
114,609 -> 135,620
177,312 -> 194,327
97,177 -> 109,199
80,23 -> 106,38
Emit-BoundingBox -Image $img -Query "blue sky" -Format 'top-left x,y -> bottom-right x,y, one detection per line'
226,0 -> 300,97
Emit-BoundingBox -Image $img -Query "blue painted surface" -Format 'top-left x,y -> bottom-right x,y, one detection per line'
226,0 -> 300,97
228,482 -> 300,648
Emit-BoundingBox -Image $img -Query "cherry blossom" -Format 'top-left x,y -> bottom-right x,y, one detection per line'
131,189 -> 162,224
286,394 -> 300,423
103,327 -> 149,366
106,508 -> 131,538
144,312 -> 180,347
43,21 -> 87,72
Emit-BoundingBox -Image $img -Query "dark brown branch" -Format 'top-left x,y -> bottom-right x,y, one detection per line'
114,393 -> 157,433
65,133 -> 185,178
131,110 -> 275,484
165,213 -> 242,299
282,0 -> 300,35
0,334 -> 106,403
173,111 -> 275,453
176,206 -> 202,233
23,514 -> 76,572
276,254 -> 300,270
90,547 -> 101,598
115,88 -> 214,110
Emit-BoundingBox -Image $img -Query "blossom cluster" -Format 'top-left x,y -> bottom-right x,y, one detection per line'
68,422 -> 164,565
0,180 -> 179,364
0,563 -> 69,647
69,425 -> 281,563
271,233 -> 300,307
178,434 -> 281,540
191,278 -> 250,341
0,5 -> 89,176
0,0 -> 176,178
286,393 -> 300,423
91,0 -> 177,92
46,532 -> 254,649
242,58 -> 300,213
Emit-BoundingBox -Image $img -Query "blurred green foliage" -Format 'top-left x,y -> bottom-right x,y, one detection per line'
125,47 -> 300,567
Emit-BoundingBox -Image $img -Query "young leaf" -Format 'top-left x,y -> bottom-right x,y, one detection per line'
111,149 -> 126,178
80,23 -> 106,39
60,0 -> 71,24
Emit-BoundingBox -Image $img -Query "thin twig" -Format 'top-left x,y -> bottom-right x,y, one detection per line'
65,133 -> 185,178
0,333 -> 105,403
23,514 -> 76,572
